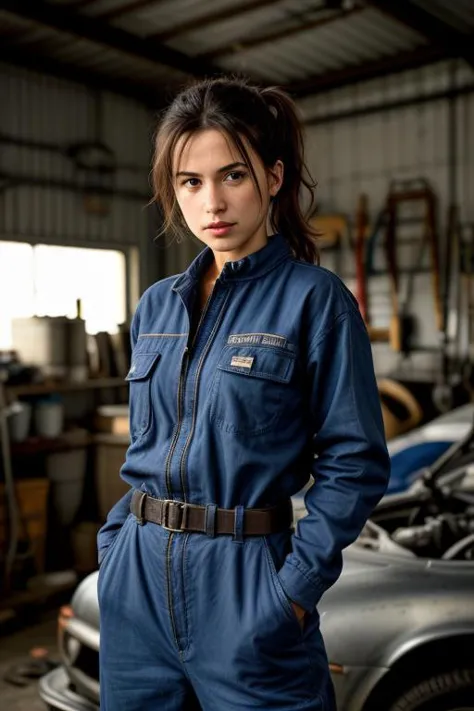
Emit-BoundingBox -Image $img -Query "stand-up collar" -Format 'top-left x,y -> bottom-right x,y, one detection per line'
173,234 -> 291,292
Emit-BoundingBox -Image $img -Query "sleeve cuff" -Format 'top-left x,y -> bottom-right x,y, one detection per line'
277,556 -> 327,612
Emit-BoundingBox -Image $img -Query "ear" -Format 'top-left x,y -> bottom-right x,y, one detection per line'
268,160 -> 284,198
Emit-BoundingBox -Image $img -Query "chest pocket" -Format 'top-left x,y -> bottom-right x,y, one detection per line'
125,352 -> 161,441
209,345 -> 296,436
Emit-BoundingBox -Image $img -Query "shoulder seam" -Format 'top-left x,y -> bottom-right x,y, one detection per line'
309,310 -> 352,354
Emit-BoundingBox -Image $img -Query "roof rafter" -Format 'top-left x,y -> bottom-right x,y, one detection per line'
0,44 -> 161,105
366,0 -> 474,68
97,0 -> 166,21
148,0 -> 280,42
287,44 -> 447,97
199,6 -> 363,61
0,0 -> 218,78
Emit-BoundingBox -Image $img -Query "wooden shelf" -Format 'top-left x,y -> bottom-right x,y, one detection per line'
10,433 -> 94,457
5,377 -> 126,399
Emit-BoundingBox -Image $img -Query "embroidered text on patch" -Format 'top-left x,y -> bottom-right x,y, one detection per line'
228,333 -> 287,348
231,356 -> 254,369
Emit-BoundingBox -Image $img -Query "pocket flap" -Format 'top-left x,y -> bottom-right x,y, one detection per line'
217,346 -> 295,383
125,352 -> 161,381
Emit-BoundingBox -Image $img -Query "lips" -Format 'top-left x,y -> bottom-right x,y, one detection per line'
205,222 -> 235,229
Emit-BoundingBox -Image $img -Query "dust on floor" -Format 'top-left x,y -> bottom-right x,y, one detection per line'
0,614 -> 58,711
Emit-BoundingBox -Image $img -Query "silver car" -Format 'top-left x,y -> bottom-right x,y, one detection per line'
40,428 -> 474,711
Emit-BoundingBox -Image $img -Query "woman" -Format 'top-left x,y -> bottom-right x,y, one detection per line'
97,77 -> 390,711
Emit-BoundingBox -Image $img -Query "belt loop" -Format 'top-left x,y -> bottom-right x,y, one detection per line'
135,491 -> 147,525
205,504 -> 217,537
233,505 -> 244,543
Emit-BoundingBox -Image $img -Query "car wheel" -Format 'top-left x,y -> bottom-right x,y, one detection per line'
388,669 -> 474,711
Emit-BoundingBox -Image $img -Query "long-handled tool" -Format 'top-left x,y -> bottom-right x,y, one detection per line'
0,379 -> 20,593
384,179 -> 442,357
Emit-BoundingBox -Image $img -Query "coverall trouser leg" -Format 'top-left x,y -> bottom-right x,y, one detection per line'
99,515 -> 335,711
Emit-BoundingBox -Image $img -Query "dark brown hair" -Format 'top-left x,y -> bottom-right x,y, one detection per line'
152,76 -> 319,264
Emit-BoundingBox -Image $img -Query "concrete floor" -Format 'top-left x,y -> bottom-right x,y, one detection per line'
0,614 -> 58,711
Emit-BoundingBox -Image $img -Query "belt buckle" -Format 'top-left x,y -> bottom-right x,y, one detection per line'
162,500 -> 185,533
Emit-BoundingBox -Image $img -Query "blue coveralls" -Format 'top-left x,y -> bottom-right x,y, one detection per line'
97,233 -> 390,710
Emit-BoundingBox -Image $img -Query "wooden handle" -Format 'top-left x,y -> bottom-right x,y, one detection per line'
377,378 -> 423,438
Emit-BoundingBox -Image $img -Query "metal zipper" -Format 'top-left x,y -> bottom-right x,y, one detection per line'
179,289 -> 231,500
163,289 -> 214,499
164,345 -> 190,498
164,287 -> 221,654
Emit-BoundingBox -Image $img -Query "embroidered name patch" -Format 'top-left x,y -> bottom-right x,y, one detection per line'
230,356 -> 254,369
227,333 -> 287,348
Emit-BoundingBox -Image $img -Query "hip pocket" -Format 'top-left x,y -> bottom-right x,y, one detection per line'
262,537 -> 302,631
99,513 -> 133,569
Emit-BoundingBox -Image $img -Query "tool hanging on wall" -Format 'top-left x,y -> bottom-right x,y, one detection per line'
364,205 -> 392,343
460,223 -> 474,393
377,377 -> 423,440
309,212 -> 349,275
384,178 -> 443,356
432,209 -> 473,412
448,220 -> 474,404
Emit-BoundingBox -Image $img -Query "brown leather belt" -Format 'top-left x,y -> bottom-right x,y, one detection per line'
130,491 -> 292,536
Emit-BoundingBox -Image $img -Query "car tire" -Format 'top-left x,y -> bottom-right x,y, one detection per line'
388,668 -> 474,711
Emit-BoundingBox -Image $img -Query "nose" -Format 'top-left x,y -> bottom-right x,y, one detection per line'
204,183 -> 226,214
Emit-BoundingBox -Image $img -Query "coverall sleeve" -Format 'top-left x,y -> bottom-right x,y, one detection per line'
277,307 -> 390,612
96,302 -> 141,565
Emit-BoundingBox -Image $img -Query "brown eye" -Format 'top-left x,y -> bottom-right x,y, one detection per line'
183,178 -> 200,187
225,171 -> 246,182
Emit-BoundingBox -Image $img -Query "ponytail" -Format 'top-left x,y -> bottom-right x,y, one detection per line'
260,87 -> 319,264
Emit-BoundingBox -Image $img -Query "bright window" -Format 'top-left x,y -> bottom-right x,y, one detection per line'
0,242 -> 126,349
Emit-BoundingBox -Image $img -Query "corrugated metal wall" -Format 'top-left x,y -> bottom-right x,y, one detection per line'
0,63 -> 202,291
301,60 -> 474,375
1,64 -> 150,245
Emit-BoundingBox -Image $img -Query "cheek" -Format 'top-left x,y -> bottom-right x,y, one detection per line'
239,186 -> 267,218
176,193 -> 197,220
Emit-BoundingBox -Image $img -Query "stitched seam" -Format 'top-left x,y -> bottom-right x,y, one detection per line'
284,558 -> 326,594
217,365 -> 291,383
181,534 -> 192,655
138,333 -> 187,338
223,343 -> 296,357
223,253 -> 289,281
308,311 -> 351,356
262,540 -> 297,621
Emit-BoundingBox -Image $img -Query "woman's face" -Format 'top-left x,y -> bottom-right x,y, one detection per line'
173,129 -> 283,268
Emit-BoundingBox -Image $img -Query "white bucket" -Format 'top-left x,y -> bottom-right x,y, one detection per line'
8,401 -> 32,442
46,449 -> 87,526
34,400 -> 64,438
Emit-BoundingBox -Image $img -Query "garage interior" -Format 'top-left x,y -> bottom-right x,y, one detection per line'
0,0 -> 474,709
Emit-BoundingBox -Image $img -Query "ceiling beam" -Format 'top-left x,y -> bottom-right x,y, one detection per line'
0,0 -> 218,78
0,45 -> 162,106
287,44 -> 447,97
367,0 -> 474,68
67,0 -> 102,8
98,0 -> 165,21
148,0 -> 279,42
199,6 -> 363,61
304,82 -> 474,126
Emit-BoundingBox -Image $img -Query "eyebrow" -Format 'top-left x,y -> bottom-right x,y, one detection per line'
175,162 -> 247,179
